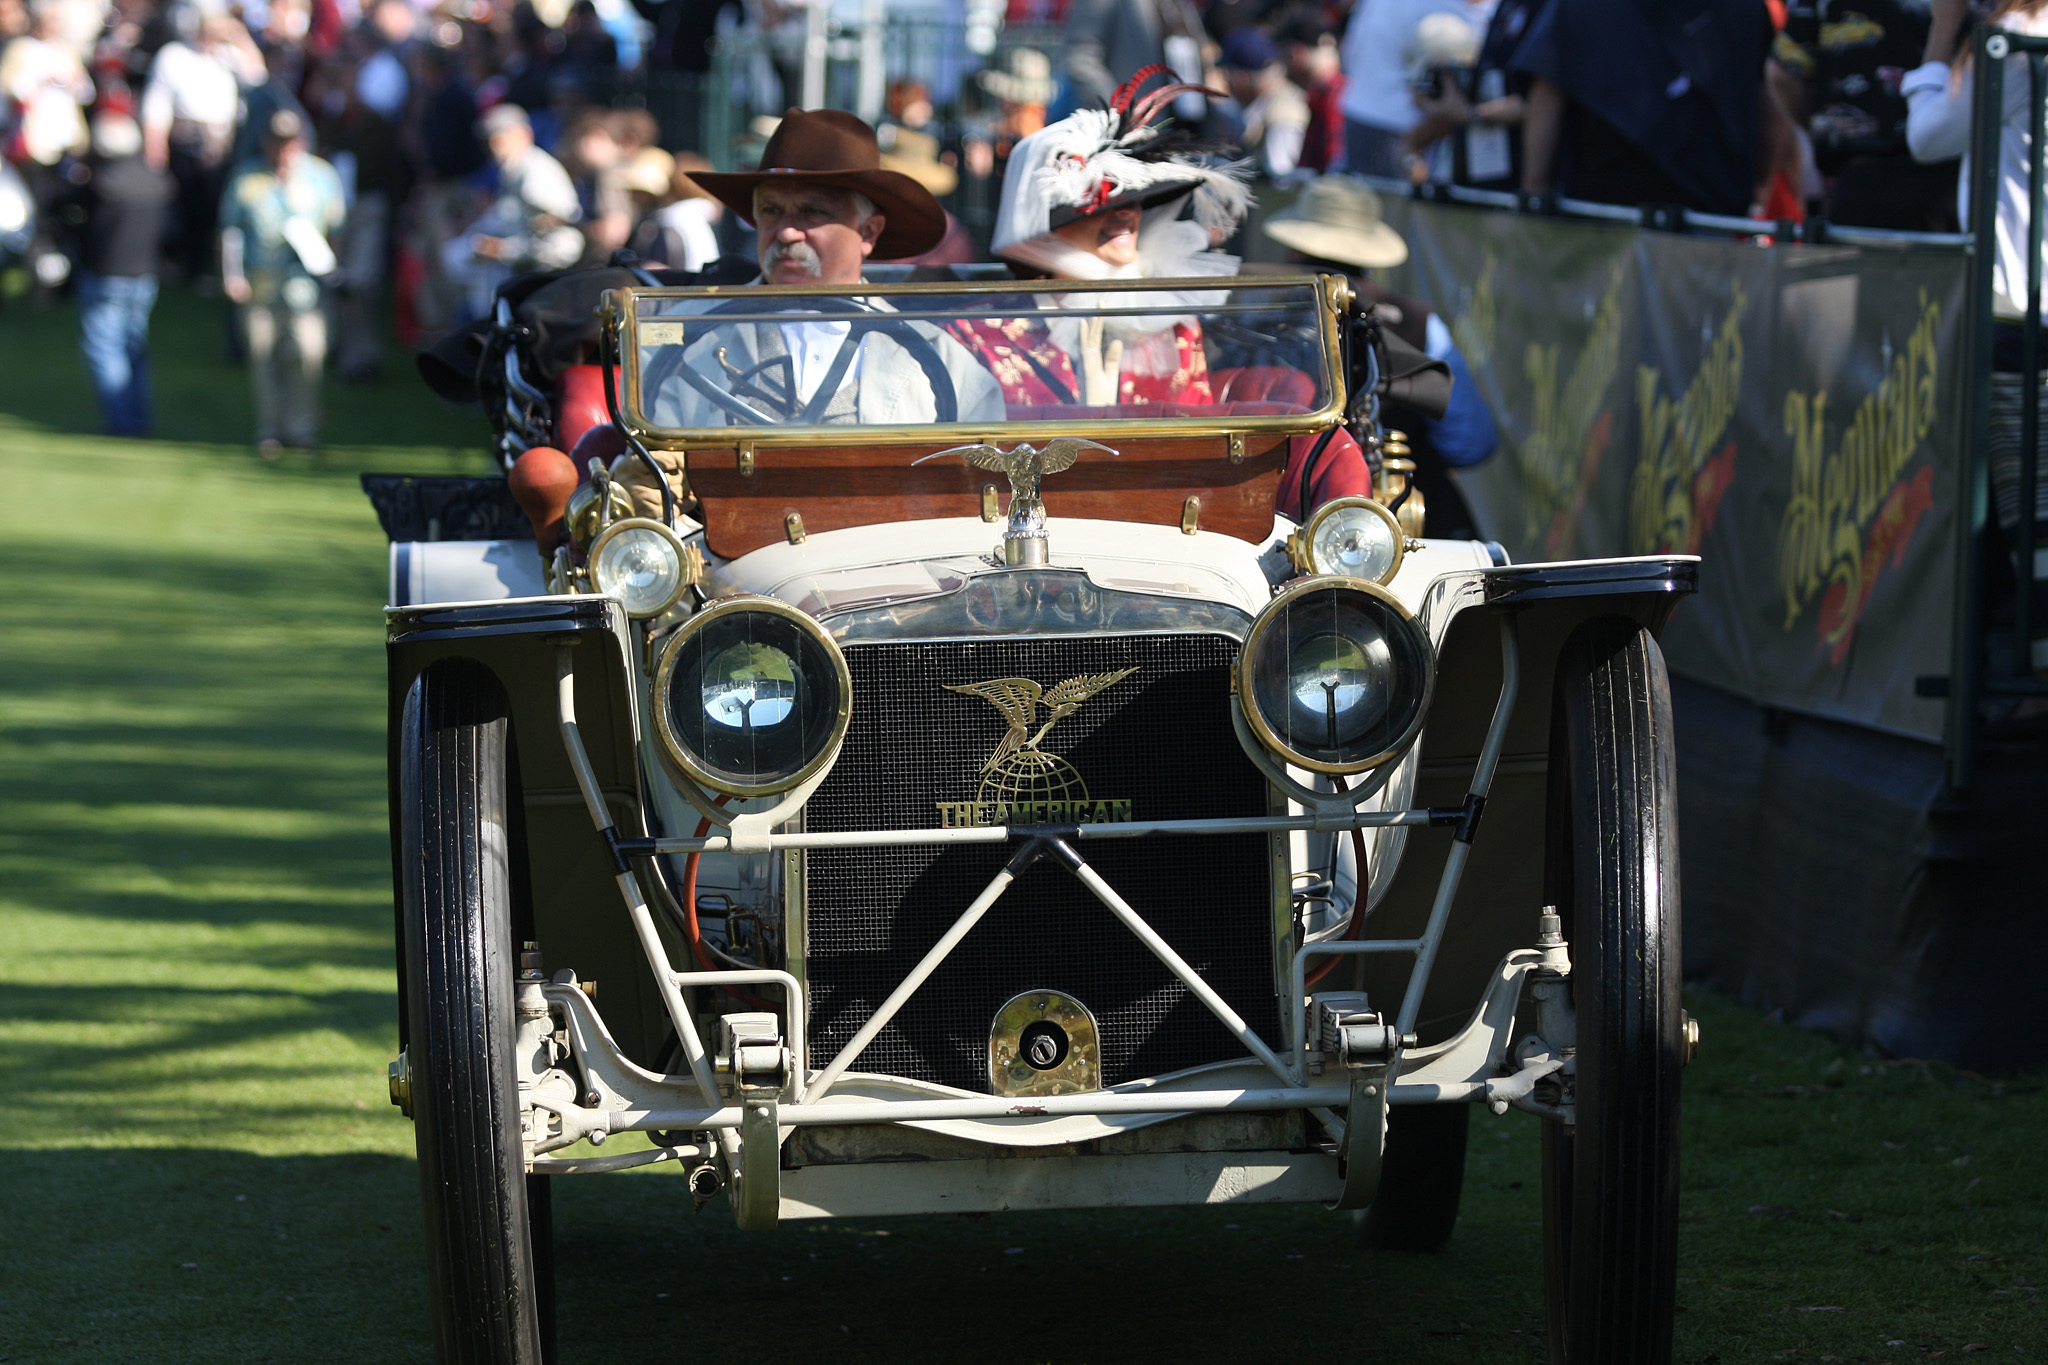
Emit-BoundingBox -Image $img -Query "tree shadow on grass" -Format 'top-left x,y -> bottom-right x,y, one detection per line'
1,540 -> 393,933
2,980 -> 391,1046
0,975 -> 401,1157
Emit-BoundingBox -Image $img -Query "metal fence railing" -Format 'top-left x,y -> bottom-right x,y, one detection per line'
1353,173 -> 1971,250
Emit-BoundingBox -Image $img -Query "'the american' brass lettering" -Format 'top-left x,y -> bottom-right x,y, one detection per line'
935,798 -> 1134,828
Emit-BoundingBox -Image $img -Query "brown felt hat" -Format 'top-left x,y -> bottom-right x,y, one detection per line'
688,108 -> 946,260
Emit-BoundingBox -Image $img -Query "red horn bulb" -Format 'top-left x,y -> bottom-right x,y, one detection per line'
508,445 -> 580,552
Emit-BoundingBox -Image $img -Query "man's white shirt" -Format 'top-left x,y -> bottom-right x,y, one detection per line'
140,39 -> 258,133
781,317 -> 864,407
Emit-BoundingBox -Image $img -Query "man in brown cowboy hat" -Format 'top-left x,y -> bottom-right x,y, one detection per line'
690,107 -> 948,287
644,108 -> 1002,429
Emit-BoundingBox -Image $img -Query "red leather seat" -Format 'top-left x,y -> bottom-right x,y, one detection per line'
1212,365 -> 1315,408
556,365 -> 615,455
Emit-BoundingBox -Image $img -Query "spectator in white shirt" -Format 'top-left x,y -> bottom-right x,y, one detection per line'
440,103 -> 582,319
1340,0 -> 1485,179
0,1 -> 93,291
1905,0 -> 2048,315
1906,0 -> 2048,679
140,9 -> 265,283
1,2 -> 91,168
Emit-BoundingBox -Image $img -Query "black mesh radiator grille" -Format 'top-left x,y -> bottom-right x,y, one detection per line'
802,633 -> 1280,1093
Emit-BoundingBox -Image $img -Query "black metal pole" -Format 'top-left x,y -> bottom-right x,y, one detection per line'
2023,53 -> 2048,685
1949,30 -> 2009,793
2022,53 -> 2046,679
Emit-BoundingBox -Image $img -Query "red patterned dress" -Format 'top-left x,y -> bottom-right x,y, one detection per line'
947,313 -> 1215,408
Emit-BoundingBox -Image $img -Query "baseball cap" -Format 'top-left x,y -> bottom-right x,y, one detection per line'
1219,26 -> 1281,71
477,103 -> 532,139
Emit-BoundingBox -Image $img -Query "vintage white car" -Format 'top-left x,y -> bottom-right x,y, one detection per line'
377,268 -> 1698,1364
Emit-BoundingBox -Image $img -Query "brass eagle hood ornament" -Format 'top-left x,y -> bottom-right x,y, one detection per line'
916,437 -> 1118,565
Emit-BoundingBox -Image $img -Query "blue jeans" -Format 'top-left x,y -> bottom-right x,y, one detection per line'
76,271 -> 158,435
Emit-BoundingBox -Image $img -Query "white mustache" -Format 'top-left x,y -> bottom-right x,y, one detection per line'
763,240 -> 822,275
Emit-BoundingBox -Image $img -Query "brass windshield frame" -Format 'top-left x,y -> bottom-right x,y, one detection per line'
605,273 -> 1350,450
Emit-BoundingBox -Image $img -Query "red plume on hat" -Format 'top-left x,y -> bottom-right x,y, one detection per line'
686,108 -> 948,260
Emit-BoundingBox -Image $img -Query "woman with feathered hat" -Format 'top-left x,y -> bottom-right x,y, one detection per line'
952,67 -> 1253,408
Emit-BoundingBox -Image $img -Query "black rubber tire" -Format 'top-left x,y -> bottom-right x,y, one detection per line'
1356,1102 -> 1470,1251
1541,619 -> 1684,1365
400,659 -> 550,1365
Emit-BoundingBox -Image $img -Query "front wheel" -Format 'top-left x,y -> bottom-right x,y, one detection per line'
400,659 -> 552,1364
1355,1103 -> 1469,1251
1542,619 -> 1683,1365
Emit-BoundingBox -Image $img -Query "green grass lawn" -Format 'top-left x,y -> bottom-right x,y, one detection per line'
0,288 -> 2040,1364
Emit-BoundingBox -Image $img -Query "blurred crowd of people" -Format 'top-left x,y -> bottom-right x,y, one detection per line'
1083,0 -> 1982,229
0,0 -> 734,449
0,0 -> 2012,449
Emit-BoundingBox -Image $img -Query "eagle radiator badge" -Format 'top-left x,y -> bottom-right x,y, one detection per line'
935,668 -> 1137,828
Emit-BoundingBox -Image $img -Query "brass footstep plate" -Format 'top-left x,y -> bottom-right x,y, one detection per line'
989,990 -> 1101,1098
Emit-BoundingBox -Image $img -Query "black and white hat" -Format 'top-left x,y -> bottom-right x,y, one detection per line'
991,66 -> 1250,271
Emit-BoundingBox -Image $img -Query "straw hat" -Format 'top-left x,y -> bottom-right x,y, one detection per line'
619,146 -> 676,198
687,108 -> 946,259
980,47 -> 1056,106
1260,176 -> 1409,270
878,126 -> 958,197
671,150 -> 715,203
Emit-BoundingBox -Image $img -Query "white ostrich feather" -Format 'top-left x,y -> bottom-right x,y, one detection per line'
1183,161 -> 1254,235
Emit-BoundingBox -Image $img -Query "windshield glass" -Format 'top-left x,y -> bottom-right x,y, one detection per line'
620,276 -> 1339,441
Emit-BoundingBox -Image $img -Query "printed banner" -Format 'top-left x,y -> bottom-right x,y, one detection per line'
1375,198 -> 1966,740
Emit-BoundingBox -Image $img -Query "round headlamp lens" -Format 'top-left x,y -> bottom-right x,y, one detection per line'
1310,503 -> 1401,582
1286,628 -> 1394,747
589,518 -> 689,618
1242,579 -> 1431,773
656,599 -> 851,795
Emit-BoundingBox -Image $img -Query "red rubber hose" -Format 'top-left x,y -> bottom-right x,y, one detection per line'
680,797 -> 776,1011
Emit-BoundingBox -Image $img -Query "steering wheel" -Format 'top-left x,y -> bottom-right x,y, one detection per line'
1201,313 -> 1324,374
639,294 -> 959,426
